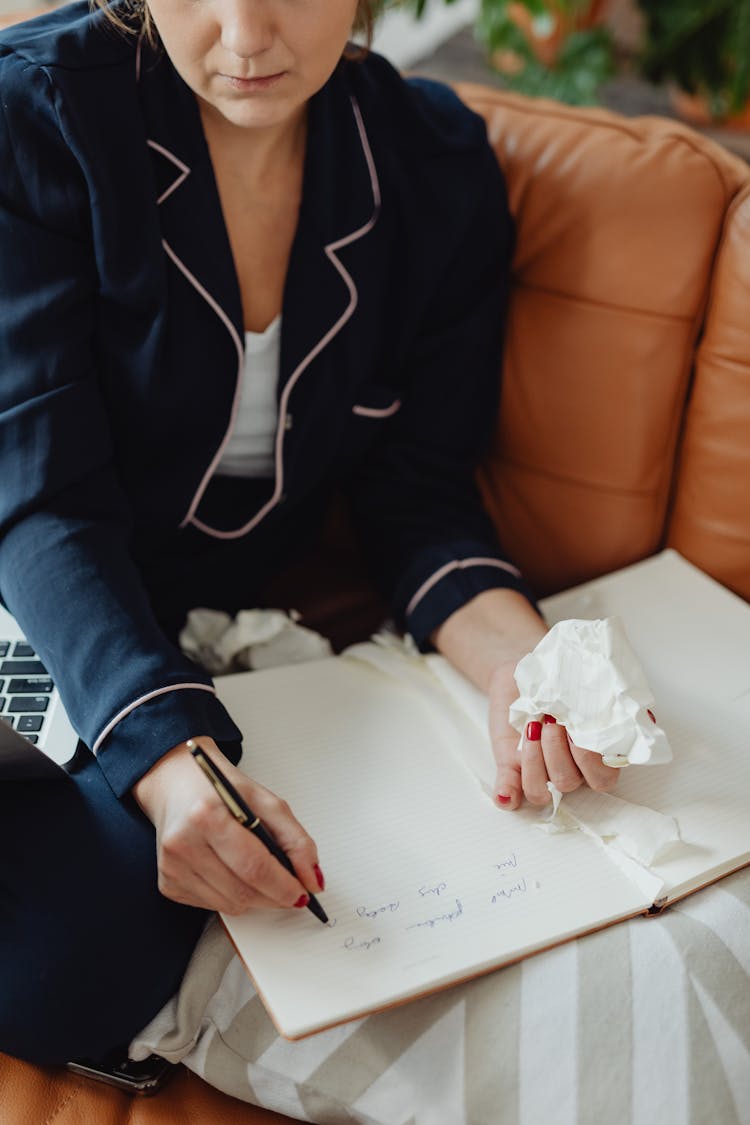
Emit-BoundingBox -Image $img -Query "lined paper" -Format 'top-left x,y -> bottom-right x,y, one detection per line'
216,550 -> 750,1037
217,657 -> 649,1039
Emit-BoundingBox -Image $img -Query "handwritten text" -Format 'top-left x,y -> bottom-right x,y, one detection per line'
407,899 -> 464,930
494,852 -> 519,872
342,936 -> 382,952
356,901 -> 400,919
491,878 -> 527,904
418,882 -> 448,898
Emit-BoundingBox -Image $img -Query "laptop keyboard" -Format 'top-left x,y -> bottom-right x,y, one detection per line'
0,639 -> 52,745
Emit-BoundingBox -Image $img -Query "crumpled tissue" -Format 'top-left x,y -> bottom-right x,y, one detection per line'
509,617 -> 672,766
179,608 -> 332,676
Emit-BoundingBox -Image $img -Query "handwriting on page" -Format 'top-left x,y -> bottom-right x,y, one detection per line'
218,654 -> 656,1038
328,851 -> 538,953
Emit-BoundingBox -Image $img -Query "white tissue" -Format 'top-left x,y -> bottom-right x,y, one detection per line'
509,617 -> 672,765
180,608 -> 332,675
346,639 -> 680,894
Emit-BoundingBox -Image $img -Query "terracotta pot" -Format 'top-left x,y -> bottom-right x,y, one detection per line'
670,87 -> 750,132
505,1 -> 608,68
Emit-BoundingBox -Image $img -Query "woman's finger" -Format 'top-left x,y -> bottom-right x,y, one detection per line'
568,737 -> 620,793
156,790 -> 305,912
138,740 -> 324,913
521,720 -> 553,805
235,778 -> 324,895
540,718 -> 584,794
192,748 -> 324,905
208,809 -> 311,910
492,711 -> 521,810
158,862 -> 237,913
158,852 -> 288,915
489,686 -> 523,808
492,729 -> 521,810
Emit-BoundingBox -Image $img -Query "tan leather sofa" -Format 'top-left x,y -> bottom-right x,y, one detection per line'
2,8 -> 749,1121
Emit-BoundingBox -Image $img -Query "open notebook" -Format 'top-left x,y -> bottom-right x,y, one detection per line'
215,550 -> 750,1039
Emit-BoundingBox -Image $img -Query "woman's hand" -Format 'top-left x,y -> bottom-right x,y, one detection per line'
132,738 -> 324,915
487,660 -> 619,810
432,588 -> 619,809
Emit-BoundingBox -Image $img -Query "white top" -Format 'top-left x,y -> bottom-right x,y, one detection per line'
214,315 -> 281,478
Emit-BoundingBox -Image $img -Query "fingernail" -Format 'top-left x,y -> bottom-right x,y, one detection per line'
647,709 -> 656,724
543,714 -> 557,724
294,894 -> 309,909
314,864 -> 325,891
526,721 -> 542,741
496,793 -> 511,805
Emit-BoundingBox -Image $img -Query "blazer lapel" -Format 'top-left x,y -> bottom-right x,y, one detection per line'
277,64 -> 383,485
138,47 -> 244,336
136,47 -> 381,536
137,47 -> 245,527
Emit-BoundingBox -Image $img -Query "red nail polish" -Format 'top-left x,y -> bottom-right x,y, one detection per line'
543,714 -> 557,724
526,721 -> 542,741
647,709 -> 656,724
314,864 -> 325,891
294,894 -> 309,909
496,794 -> 511,805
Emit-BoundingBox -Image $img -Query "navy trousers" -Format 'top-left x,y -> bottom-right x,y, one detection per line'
0,752 -> 208,1064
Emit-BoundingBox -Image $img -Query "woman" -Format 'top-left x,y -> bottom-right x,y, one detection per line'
0,0 -> 617,1068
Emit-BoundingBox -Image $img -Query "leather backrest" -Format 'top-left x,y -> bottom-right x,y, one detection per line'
666,183 -> 750,599
458,85 -> 750,596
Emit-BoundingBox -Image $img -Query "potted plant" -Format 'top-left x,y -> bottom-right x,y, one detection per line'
636,0 -> 750,127
405,0 -> 616,104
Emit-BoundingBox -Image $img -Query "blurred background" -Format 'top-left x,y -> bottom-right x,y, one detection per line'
374,0 -> 750,161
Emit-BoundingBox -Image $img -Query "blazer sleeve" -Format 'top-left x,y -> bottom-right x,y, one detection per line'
0,50 -> 242,795
346,136 -> 536,649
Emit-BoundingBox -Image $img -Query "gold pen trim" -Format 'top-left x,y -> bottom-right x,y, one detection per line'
189,741 -> 250,825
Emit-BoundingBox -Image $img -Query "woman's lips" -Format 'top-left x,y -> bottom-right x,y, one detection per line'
221,72 -> 286,92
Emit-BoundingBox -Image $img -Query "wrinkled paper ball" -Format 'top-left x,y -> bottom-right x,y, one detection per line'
509,617 -> 672,765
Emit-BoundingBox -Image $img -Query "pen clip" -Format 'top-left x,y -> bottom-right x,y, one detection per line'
188,740 -> 250,826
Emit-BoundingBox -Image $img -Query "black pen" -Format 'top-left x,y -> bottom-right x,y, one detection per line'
187,740 -> 328,925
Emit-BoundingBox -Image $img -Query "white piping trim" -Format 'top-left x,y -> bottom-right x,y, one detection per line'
147,141 -> 191,206
405,557 -> 523,618
91,682 -> 216,755
135,34 -> 143,83
187,94 -> 382,540
159,238 -> 247,531
352,399 -> 402,419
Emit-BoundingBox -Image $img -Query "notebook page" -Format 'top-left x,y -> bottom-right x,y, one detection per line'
541,550 -> 750,897
217,657 -> 650,1039
346,644 -> 677,879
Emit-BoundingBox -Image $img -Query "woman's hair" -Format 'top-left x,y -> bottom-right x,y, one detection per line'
92,0 -> 377,52
355,0 -> 376,42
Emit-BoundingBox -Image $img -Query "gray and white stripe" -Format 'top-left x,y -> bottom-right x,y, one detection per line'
132,868 -> 750,1124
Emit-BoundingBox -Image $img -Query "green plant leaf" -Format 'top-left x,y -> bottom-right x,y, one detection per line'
474,2 -> 614,105
636,0 -> 750,117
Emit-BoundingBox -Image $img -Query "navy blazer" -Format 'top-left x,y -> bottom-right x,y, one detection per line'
0,3 -> 530,795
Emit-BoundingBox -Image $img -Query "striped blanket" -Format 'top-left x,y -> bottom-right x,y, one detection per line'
132,865 -> 750,1125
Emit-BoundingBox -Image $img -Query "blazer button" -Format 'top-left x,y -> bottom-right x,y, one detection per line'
284,414 -> 293,431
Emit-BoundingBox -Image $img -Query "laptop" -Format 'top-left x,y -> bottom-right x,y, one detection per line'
0,603 -> 79,780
